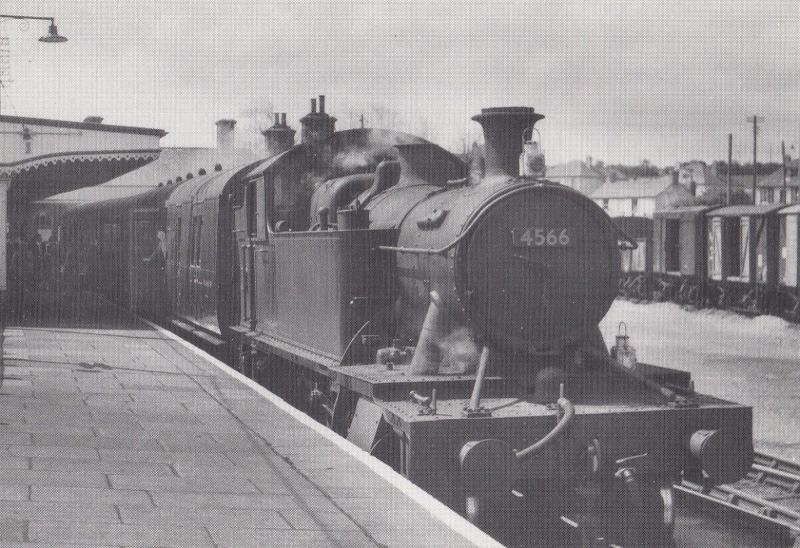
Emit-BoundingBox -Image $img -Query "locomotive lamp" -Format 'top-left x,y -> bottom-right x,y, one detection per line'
610,322 -> 638,370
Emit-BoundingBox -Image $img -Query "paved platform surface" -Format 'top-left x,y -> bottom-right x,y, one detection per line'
0,312 -> 494,547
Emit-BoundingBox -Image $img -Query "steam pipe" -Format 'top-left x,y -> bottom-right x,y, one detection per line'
515,396 -> 575,461
467,346 -> 490,412
409,291 -> 445,375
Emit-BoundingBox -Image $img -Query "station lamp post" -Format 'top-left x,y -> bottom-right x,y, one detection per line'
0,15 -> 67,375
0,14 -> 68,42
0,14 -> 68,115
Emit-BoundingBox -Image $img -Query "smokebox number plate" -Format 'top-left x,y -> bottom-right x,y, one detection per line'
511,227 -> 571,247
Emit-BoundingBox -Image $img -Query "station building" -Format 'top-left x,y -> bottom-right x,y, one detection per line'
0,114 -> 166,291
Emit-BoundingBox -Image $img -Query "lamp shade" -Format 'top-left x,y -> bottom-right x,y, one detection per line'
39,23 -> 67,43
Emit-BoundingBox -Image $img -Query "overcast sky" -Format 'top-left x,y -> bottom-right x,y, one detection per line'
2,0 -> 799,165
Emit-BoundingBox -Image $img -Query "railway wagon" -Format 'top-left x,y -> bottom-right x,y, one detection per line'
778,204 -> 800,320
652,205 -> 718,307
705,204 -> 783,314
612,216 -> 652,301
60,185 -> 177,318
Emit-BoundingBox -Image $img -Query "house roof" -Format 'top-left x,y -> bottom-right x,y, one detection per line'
779,204 -> 800,215
706,204 -> 785,217
548,160 -> 605,179
590,174 -> 676,199
654,205 -> 721,220
0,114 -> 166,137
37,146 -> 259,205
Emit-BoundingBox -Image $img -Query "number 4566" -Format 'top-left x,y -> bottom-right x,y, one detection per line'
516,228 -> 570,247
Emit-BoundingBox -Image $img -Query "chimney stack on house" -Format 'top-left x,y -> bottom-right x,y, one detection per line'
215,119 -> 236,155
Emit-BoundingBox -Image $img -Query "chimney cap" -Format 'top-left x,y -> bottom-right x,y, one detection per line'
215,119 -> 237,127
471,106 -> 544,123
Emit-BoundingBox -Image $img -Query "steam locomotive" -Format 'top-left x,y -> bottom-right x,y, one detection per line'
58,99 -> 753,547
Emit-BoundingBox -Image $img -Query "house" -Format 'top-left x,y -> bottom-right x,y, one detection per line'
755,159 -> 800,205
677,160 -> 722,196
591,174 -> 694,218
547,159 -> 606,195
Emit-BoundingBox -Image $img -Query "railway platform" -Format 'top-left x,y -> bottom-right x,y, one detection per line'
0,301 -> 499,548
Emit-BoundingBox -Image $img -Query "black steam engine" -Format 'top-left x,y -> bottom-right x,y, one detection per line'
59,98 -> 753,547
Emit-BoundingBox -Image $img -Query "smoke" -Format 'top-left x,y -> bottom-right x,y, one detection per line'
332,147 -> 388,174
438,327 -> 480,375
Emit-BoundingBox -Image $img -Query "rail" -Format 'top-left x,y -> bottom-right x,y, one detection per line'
676,451 -> 800,534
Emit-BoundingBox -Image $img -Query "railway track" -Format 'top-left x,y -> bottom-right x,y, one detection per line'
676,451 -> 800,537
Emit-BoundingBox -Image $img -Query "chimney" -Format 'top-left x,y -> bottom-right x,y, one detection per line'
300,96 -> 337,145
472,107 -> 545,177
83,116 -> 104,124
215,119 -> 236,154
262,112 -> 296,158
586,155 -> 592,167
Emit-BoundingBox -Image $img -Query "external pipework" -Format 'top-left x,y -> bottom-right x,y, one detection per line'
463,346 -> 491,417
410,291 -> 445,375
360,159 -> 401,206
515,390 -> 575,461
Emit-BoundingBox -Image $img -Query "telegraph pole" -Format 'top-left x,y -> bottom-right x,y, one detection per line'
749,115 -> 761,203
727,133 -> 733,205
782,140 -> 787,204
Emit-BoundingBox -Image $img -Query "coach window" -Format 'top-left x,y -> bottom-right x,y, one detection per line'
246,180 -> 257,237
190,215 -> 203,266
256,179 -> 267,240
664,219 -> 680,272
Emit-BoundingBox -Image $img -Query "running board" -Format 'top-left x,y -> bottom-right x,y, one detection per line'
168,319 -> 226,350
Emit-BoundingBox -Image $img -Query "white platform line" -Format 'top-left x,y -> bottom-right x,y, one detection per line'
143,319 -> 504,548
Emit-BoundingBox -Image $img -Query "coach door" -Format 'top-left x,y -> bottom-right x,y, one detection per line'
129,208 -> 161,314
238,179 -> 258,329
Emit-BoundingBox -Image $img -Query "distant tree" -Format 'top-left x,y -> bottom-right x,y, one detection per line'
674,188 -> 751,207
607,163 -> 660,179
714,161 -> 780,176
